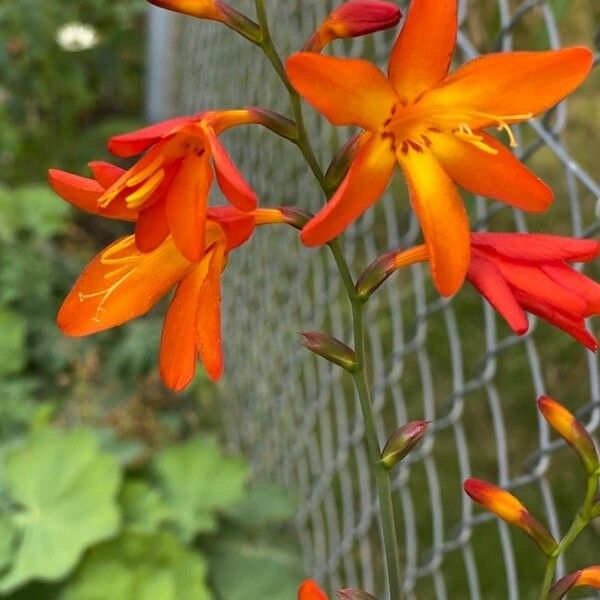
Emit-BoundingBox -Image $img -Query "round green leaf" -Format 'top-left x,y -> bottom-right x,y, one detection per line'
0,428 -> 121,592
63,532 -> 211,600
151,436 -> 248,541
119,480 -> 170,535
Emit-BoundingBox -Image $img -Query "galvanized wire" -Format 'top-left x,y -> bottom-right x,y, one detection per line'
176,1 -> 600,597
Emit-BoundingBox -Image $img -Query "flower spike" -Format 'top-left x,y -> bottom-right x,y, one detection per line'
304,1 -> 402,53
464,479 -> 557,555
538,396 -> 599,474
287,0 -> 593,296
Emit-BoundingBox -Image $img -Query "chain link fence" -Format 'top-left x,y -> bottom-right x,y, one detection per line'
173,1 -> 600,597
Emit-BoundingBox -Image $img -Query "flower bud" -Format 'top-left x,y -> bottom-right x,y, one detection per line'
356,245 -> 428,301
537,396 -> 599,474
325,134 -> 362,189
336,590 -> 378,600
463,479 -> 557,555
299,579 -> 329,600
148,0 -> 261,43
549,567 -> 600,599
304,1 -> 402,53
380,421 -> 430,470
280,207 -> 313,231
247,107 -> 298,142
300,332 -> 356,371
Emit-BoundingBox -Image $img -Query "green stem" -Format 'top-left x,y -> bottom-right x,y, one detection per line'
537,475 -> 599,599
253,3 -> 403,596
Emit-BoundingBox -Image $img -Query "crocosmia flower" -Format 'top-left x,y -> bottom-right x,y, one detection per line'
304,0 -> 402,53
77,111 -> 259,263
286,0 -> 592,295
467,233 -> 600,350
549,567 -> 600,600
299,579 -> 329,600
57,207 -> 285,391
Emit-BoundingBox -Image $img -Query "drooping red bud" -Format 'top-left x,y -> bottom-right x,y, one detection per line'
304,0 -> 402,53
299,579 -> 329,600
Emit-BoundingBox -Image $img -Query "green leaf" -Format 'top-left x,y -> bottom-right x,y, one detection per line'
63,532 -> 211,600
0,310 -> 27,377
0,428 -> 121,592
224,482 -> 296,528
119,480 -> 170,535
210,539 -> 303,600
151,436 -> 248,542
0,515 -> 18,571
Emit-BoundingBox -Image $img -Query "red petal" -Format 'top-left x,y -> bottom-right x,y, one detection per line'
208,207 -> 255,251
166,154 -> 212,262
388,0 -> 457,103
472,233 -> 600,262
542,263 -> 600,315
206,128 -> 257,211
88,161 -> 126,188
467,254 -> 528,334
108,115 -> 197,157
48,169 -> 137,221
298,579 -> 329,600
196,244 -> 224,381
300,133 -> 396,246
431,132 -> 552,212
135,199 -> 170,252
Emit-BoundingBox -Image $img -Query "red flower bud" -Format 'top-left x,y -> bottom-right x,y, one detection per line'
304,0 -> 402,53
299,579 -> 329,600
300,332 -> 356,371
380,421 -> 430,470
538,395 -> 599,474
464,479 -> 557,555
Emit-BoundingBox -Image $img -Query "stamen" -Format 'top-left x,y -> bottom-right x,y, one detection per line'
125,154 -> 164,187
125,169 -> 165,208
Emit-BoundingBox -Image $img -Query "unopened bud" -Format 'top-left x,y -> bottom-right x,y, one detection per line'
325,134 -> 362,189
549,567 -> 600,599
148,0 -> 261,43
380,421 -> 429,470
336,590 -> 378,600
299,579 -> 329,600
538,396 -> 599,475
300,332 -> 356,371
356,245 -> 428,301
464,479 -> 557,555
248,107 -> 298,142
304,0 -> 402,53
279,207 -> 313,230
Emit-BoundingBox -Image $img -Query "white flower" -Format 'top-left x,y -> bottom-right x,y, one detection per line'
55,23 -> 100,52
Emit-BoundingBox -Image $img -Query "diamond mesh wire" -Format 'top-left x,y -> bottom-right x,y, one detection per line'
174,1 -> 600,597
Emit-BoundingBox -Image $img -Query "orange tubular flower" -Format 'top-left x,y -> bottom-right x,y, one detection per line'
57,207 -> 285,391
299,579 -> 329,600
463,479 -> 556,554
466,233 -> 600,350
286,0 -> 593,296
81,110 -> 259,263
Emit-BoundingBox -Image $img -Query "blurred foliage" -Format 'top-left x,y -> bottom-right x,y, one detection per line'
0,428 -> 301,599
0,0 -> 146,184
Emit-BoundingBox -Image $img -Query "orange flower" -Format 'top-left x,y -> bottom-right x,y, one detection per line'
54,110 -> 260,263
286,0 -> 592,296
299,579 -> 329,600
549,567 -> 600,600
148,0 -> 224,21
464,478 -> 556,554
57,207 -> 285,391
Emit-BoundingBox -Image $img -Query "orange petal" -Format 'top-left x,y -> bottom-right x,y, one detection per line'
108,115 -> 197,157
300,133 -> 396,246
88,161 -> 126,188
398,149 -> 470,296
206,127 -> 257,211
58,236 -> 191,336
166,154 -> 213,262
431,132 -> 552,212
48,169 -> 137,221
286,53 -> 398,130
298,579 -> 329,600
388,0 -> 457,103
159,253 -> 212,391
420,47 -> 593,129
208,207 -> 255,250
196,243 -> 225,381
135,199 -> 170,252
